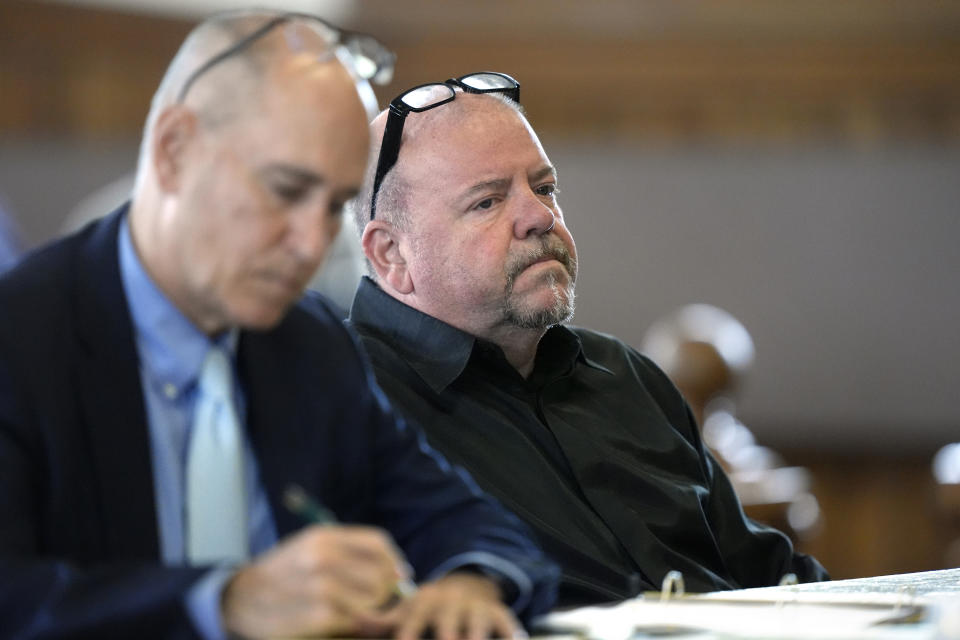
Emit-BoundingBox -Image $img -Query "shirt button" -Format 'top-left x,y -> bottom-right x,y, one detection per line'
163,383 -> 178,399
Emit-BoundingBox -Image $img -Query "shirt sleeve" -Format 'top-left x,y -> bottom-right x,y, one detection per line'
637,349 -> 830,587
184,567 -> 235,640
425,551 -> 533,613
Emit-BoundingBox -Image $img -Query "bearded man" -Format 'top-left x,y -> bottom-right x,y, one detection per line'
348,72 -> 828,607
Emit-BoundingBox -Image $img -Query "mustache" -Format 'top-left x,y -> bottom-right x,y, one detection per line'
505,237 -> 577,285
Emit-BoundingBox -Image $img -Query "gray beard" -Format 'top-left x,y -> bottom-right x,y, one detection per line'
502,271 -> 575,329
501,238 -> 577,330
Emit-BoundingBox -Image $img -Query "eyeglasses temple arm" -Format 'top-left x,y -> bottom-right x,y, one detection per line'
370,109 -> 405,220
176,15 -> 291,103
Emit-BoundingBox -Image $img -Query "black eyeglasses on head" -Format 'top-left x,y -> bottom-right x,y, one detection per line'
369,71 -> 520,220
176,11 -> 395,104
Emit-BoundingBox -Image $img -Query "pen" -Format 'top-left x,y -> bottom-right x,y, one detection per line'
283,483 -> 418,599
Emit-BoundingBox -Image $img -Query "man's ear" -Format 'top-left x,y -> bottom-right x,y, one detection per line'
152,105 -> 198,194
362,221 -> 414,295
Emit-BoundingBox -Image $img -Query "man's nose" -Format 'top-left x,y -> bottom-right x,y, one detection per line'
513,189 -> 556,239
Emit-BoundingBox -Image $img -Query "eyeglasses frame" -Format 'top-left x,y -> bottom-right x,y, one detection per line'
176,12 -> 394,104
369,71 -> 521,220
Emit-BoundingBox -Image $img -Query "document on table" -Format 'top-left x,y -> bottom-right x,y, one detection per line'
534,591 -> 933,639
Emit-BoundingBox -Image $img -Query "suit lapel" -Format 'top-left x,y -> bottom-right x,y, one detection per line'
73,207 -> 160,560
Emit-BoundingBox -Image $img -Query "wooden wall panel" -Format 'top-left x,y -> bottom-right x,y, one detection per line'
379,37 -> 960,142
2,0 -> 959,142
787,451 -> 953,580
0,1 -> 189,136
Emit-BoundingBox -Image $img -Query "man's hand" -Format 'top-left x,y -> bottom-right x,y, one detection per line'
220,524 -> 409,639
360,571 -> 523,640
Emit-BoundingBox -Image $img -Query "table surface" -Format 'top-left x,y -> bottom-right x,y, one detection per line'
532,568 -> 960,639
742,567 -> 960,598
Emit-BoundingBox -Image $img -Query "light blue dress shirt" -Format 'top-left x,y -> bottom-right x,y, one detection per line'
118,218 -> 276,639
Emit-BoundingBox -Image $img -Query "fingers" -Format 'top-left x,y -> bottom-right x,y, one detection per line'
222,524 -> 409,639
435,600 -> 470,640
388,572 -> 520,640
223,565 -> 357,638
295,525 -> 407,605
394,588 -> 437,640
436,598 -> 519,640
301,524 -> 408,578
486,603 -> 524,640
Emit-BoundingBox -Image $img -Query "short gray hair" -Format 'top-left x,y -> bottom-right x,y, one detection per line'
349,143 -> 411,237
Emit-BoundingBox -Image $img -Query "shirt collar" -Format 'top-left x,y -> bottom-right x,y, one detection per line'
350,277 -> 475,393
537,323 -> 615,378
349,276 -> 611,392
118,213 -> 237,399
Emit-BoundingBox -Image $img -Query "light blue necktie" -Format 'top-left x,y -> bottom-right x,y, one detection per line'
186,346 -> 248,564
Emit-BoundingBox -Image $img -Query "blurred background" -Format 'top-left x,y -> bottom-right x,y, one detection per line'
2,0 -> 959,580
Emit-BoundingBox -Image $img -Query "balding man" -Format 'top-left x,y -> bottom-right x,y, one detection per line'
0,20 -> 556,639
347,72 -> 828,607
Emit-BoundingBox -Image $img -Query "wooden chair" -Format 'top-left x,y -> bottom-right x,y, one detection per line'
642,304 -> 822,541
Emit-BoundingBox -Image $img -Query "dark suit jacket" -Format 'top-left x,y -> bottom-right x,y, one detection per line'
0,209 -> 557,639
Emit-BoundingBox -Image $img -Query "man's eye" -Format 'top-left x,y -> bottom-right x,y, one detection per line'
272,184 -> 308,203
475,198 -> 496,210
535,184 -> 557,197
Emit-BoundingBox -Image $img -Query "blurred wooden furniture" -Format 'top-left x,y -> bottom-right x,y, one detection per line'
932,444 -> 960,567
642,304 -> 822,541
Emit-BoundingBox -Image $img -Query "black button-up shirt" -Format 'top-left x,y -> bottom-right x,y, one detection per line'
349,277 -> 828,606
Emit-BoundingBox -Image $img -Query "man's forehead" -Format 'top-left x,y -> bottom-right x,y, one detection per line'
407,93 -> 520,138
401,98 -> 548,178
228,58 -> 369,188
263,55 -> 368,122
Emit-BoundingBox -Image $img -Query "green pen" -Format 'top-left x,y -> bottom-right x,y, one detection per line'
282,483 -> 417,599
282,484 -> 339,525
